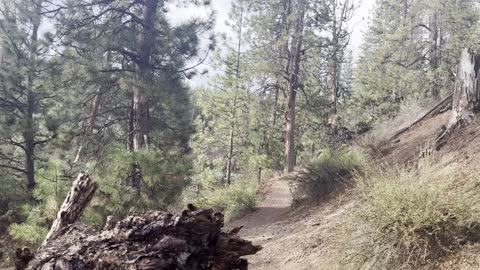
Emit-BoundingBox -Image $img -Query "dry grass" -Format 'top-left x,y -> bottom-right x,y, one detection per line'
290,148 -> 364,203
342,158 -> 480,269
191,180 -> 258,221
357,99 -> 429,156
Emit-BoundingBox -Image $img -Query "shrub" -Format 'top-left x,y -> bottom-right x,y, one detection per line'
291,148 -> 364,202
185,180 -> 258,221
83,147 -> 192,227
8,222 -> 48,247
7,161 -> 72,248
7,147 -> 192,248
345,163 -> 480,269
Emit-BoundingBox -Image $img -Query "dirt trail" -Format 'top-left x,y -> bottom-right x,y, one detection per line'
228,176 -> 293,238
229,176 -> 353,270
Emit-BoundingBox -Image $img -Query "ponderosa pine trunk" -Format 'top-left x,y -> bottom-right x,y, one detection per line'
429,10 -> 440,100
225,4 -> 245,185
126,0 -> 158,189
24,1 -> 42,189
130,0 -> 159,152
328,0 -> 340,126
284,0 -> 306,173
436,48 -> 480,148
24,91 -> 36,189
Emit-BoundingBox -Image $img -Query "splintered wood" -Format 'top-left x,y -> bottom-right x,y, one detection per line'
16,174 -> 261,270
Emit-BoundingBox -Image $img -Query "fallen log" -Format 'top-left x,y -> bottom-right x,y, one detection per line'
390,93 -> 453,141
16,174 -> 261,270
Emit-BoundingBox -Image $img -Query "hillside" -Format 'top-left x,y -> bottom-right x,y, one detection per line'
228,110 -> 480,270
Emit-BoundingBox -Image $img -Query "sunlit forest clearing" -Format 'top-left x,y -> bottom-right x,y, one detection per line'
2,0 -> 480,269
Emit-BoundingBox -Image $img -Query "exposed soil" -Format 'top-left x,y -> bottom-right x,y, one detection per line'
228,176 -> 293,238
228,111 -> 480,270
382,111 -> 480,167
5,110 -> 479,270
228,176 -> 354,270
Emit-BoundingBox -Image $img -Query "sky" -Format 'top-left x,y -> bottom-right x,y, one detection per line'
172,0 -> 377,87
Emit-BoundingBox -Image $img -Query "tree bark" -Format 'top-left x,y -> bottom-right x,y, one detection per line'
41,173 -> 98,247
284,0 -> 306,173
23,0 -> 42,190
226,129 -> 235,185
225,4 -> 245,185
20,206 -> 261,270
328,0 -> 340,125
130,0 -> 159,152
327,0 -> 351,132
436,48 -> 480,149
429,10 -> 440,99
24,91 -> 36,190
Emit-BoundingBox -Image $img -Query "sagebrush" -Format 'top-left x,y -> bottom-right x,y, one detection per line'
291,148 -> 364,202
184,180 -> 258,221
344,162 -> 480,269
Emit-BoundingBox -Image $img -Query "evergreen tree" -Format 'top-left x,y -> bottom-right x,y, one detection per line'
353,0 -> 480,122
0,0 -> 65,190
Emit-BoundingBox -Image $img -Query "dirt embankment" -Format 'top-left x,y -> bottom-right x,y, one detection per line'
228,176 -> 353,270
230,112 -> 480,270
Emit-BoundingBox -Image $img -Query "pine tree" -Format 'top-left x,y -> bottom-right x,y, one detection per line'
353,0 -> 480,122
53,0 -> 214,187
0,0 -> 64,190
191,0 -> 257,186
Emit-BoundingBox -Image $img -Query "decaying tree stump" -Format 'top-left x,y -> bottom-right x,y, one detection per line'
15,173 -> 261,270
41,173 -> 97,247
436,48 -> 480,149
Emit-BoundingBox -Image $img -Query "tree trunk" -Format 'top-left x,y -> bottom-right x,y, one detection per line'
429,10 -> 440,99
436,48 -> 480,149
226,129 -> 235,185
41,173 -> 97,247
284,0 -> 306,173
126,0 -> 159,190
23,1 -> 42,190
130,0 -> 159,152
284,91 -> 297,173
24,91 -> 36,190
328,0 -> 340,126
132,87 -> 149,151
74,80 -> 104,163
225,5 -> 244,185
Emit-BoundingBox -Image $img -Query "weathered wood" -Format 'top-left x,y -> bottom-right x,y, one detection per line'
20,206 -> 261,270
41,173 -> 97,247
16,173 -> 260,270
390,93 -> 453,141
436,48 -> 480,149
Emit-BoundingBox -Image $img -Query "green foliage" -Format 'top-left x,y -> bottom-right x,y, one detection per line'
83,148 -> 191,227
8,222 -> 48,247
351,0 -> 480,122
0,172 -> 28,217
291,148 -> 364,202
6,161 -> 71,247
345,163 -> 480,269
185,180 -> 258,221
